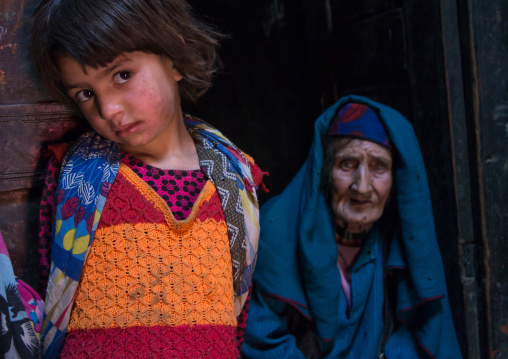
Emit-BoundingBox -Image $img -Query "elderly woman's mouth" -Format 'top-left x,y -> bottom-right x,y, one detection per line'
349,199 -> 371,205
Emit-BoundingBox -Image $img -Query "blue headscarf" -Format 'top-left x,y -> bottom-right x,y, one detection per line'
250,95 -> 462,358
327,102 -> 392,149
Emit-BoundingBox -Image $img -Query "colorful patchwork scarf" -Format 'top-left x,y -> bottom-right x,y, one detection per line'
0,232 -> 42,358
41,116 -> 260,358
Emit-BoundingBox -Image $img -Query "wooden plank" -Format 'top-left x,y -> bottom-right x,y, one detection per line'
465,0 -> 508,356
440,0 -> 482,356
0,0 -> 53,105
0,104 -> 82,191
0,188 -> 41,291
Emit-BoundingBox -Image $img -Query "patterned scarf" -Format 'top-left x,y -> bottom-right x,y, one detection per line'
0,232 -> 42,358
41,116 -> 260,358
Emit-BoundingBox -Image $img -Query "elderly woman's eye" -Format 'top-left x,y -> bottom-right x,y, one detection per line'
373,162 -> 388,172
340,160 -> 357,170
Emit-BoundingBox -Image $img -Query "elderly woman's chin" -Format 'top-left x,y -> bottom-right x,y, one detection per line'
333,202 -> 384,233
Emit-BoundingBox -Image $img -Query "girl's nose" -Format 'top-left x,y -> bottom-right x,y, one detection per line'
351,166 -> 372,194
96,93 -> 124,123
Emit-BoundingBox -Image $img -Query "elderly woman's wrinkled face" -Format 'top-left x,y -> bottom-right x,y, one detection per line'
331,138 -> 393,233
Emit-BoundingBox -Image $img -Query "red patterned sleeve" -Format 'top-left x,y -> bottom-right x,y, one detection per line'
236,283 -> 253,354
37,146 -> 66,298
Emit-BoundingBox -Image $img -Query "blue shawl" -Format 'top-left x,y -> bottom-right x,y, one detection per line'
251,95 -> 461,358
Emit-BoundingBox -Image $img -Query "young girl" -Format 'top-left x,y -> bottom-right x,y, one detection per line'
32,1 -> 264,357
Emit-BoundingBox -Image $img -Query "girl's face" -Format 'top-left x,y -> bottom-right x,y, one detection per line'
331,138 -> 393,233
58,51 -> 184,155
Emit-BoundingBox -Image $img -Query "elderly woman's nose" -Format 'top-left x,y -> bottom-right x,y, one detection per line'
351,166 -> 371,193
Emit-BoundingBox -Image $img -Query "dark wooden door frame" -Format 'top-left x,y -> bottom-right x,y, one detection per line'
440,0 -> 483,357
456,0 -> 508,357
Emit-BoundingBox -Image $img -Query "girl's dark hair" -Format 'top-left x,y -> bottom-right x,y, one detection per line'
31,0 -> 222,110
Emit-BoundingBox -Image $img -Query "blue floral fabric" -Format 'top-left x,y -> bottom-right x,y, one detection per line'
0,232 -> 41,358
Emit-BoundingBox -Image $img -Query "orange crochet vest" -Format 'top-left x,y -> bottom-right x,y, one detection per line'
59,164 -> 238,358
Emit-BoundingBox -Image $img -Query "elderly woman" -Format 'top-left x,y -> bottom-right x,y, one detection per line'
242,96 -> 462,358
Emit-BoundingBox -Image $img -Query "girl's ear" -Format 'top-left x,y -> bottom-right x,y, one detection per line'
174,36 -> 185,81
172,66 -> 183,82
171,62 -> 183,82
161,56 -> 183,82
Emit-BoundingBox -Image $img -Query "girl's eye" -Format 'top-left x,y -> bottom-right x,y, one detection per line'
114,71 -> 132,84
76,89 -> 94,103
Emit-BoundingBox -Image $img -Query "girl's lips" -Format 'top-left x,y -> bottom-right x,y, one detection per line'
115,122 -> 140,137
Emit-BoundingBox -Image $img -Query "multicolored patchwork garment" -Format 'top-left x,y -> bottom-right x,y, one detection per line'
0,231 -> 43,359
39,116 -> 263,358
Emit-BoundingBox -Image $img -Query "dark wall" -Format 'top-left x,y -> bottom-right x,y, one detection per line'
187,0 -> 316,204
